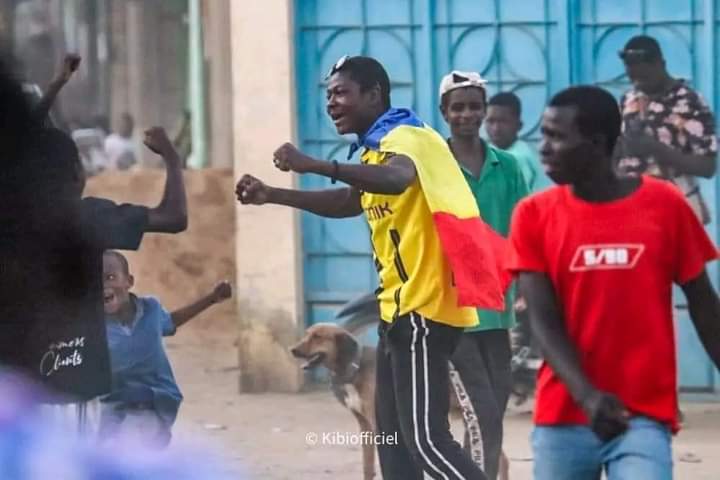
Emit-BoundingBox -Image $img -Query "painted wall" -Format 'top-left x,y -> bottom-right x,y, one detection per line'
230,0 -> 304,392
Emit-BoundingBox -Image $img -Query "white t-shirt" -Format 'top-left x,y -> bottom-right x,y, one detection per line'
104,134 -> 138,170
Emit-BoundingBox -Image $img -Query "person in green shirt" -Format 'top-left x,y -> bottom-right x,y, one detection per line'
485,91 -> 552,192
486,92 -> 547,405
439,71 -> 530,480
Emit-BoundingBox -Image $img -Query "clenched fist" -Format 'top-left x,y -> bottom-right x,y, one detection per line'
212,281 -> 233,303
143,127 -> 175,157
582,390 -> 630,442
236,174 -> 270,205
54,53 -> 81,85
273,143 -> 315,173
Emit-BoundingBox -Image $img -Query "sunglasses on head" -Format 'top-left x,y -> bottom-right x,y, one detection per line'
325,54 -> 350,80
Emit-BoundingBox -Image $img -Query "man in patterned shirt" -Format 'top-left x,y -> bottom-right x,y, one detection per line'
617,35 -> 717,224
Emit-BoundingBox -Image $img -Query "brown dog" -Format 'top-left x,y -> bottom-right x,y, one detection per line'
291,323 -> 509,480
291,323 -> 377,480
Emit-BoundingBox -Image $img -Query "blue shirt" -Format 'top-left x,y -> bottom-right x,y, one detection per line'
105,295 -> 182,428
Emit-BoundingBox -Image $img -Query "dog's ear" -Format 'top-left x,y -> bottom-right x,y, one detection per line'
334,330 -> 360,372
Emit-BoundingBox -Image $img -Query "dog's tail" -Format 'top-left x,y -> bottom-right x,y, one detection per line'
336,293 -> 381,337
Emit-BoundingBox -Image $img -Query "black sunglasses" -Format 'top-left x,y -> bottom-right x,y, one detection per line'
618,49 -> 658,63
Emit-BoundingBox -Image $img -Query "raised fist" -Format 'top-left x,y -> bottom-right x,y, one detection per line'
236,174 -> 270,205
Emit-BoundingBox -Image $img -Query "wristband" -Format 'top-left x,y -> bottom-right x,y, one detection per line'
331,160 -> 339,184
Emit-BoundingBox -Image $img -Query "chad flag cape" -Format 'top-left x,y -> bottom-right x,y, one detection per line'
349,108 -> 511,311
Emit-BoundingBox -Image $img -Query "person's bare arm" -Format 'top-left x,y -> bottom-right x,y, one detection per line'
308,155 -> 416,195
272,143 -> 416,195
236,175 -> 363,218
144,127 -> 188,233
654,146 -> 716,178
171,281 -> 232,329
624,135 -> 716,178
519,272 -> 629,441
33,54 -> 81,122
681,270 -> 720,370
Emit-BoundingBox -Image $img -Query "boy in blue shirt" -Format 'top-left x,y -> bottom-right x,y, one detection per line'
99,250 -> 232,447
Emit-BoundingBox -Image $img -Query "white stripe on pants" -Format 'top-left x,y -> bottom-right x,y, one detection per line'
411,313 -> 467,480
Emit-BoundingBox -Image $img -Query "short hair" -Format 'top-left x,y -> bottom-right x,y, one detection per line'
104,250 -> 130,275
335,56 -> 391,110
621,35 -> 663,62
548,86 -> 621,154
488,92 -> 522,118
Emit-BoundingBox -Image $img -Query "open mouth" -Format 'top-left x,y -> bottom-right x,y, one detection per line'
103,290 -> 116,305
541,159 -> 559,174
300,352 -> 325,370
329,111 -> 346,125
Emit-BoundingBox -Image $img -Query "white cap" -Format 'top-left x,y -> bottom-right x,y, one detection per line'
438,71 -> 488,100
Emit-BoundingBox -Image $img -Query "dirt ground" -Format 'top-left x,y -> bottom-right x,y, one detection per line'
84,170 -> 719,478
165,330 -> 720,480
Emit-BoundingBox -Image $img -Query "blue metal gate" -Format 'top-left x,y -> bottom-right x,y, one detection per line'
295,0 -> 720,391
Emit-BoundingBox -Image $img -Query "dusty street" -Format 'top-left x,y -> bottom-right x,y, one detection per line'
86,161 -> 720,479
165,327 -> 720,479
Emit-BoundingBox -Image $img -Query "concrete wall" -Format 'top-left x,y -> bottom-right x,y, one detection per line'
230,0 -> 304,393
204,0 -> 233,168
84,168 -> 237,340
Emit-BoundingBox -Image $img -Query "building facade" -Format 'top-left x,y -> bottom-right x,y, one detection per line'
233,0 -> 720,393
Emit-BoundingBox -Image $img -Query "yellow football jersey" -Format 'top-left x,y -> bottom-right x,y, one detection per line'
360,143 -> 478,328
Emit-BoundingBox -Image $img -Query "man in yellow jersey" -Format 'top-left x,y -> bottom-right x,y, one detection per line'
236,56 -> 502,480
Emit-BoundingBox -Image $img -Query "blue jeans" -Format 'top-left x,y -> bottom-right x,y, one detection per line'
532,417 -> 673,480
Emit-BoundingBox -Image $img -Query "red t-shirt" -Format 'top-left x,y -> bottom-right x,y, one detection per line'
507,176 -> 718,431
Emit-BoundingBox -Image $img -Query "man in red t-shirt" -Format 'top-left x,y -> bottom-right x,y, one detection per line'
507,85 -> 720,480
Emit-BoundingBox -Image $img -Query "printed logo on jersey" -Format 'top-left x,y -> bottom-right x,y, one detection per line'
365,202 -> 394,222
569,244 -> 645,272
